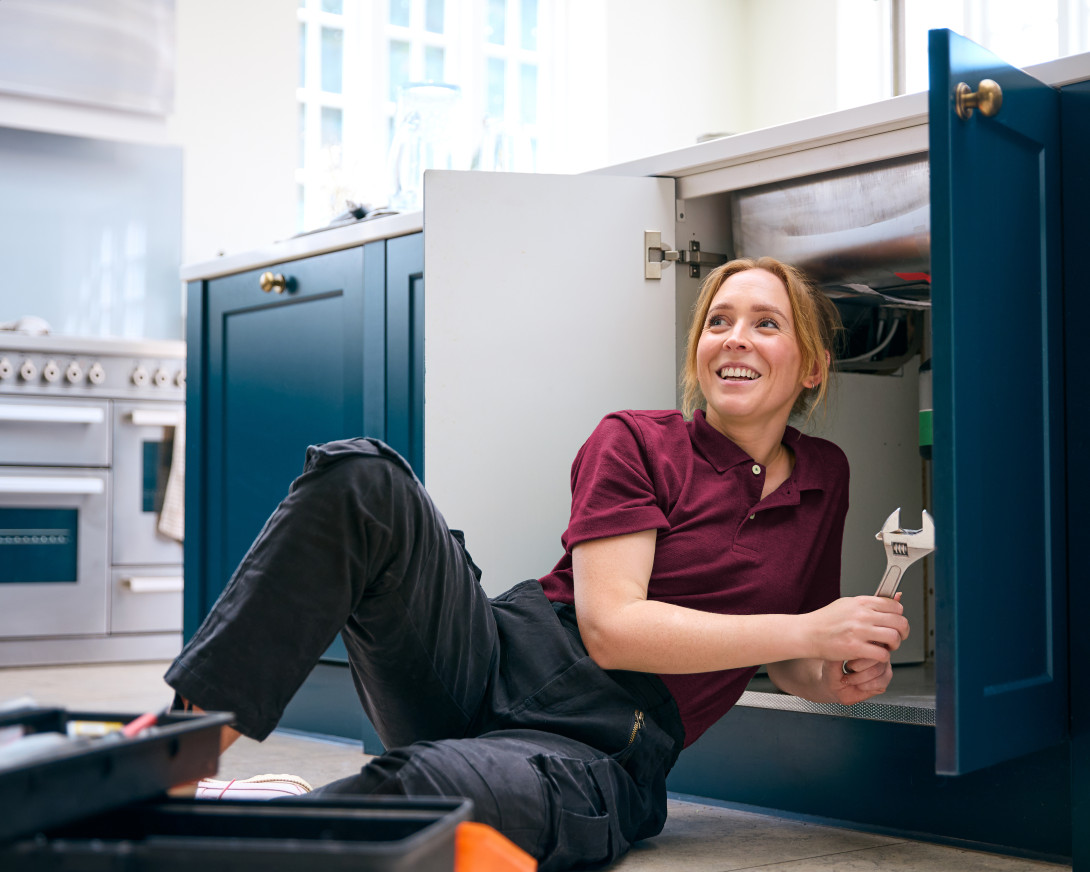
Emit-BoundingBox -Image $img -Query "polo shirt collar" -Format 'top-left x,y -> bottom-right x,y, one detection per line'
690,410 -> 825,493
690,410 -> 752,473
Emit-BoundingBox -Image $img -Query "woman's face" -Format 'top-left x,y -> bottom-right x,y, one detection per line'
695,268 -> 810,436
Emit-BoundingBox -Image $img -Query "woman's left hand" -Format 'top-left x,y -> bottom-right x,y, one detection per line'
821,657 -> 893,705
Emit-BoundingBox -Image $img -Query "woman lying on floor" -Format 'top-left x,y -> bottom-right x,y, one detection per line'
166,256 -> 909,872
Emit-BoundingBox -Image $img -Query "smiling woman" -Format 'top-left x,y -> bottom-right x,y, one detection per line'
164,250 -> 908,870
682,257 -> 842,429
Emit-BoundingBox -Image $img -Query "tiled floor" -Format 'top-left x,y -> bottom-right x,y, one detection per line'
0,661 -> 1070,872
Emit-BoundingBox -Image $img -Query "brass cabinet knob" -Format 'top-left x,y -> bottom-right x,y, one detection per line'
259,271 -> 287,293
955,79 -> 1003,119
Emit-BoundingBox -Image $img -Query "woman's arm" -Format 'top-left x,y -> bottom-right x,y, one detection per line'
572,530 -> 909,675
765,589 -> 906,704
765,656 -> 895,705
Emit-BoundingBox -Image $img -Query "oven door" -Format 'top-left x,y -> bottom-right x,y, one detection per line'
0,468 -> 109,638
113,402 -> 184,566
0,398 -> 109,466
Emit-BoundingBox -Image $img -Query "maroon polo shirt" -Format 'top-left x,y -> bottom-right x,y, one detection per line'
538,409 -> 849,747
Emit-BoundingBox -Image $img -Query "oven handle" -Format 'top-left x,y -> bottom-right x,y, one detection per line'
127,409 -> 183,428
0,475 -> 105,495
0,403 -> 105,424
121,576 -> 184,594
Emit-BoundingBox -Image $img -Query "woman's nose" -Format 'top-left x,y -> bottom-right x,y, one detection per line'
723,323 -> 749,349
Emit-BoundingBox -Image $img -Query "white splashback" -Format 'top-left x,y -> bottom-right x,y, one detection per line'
0,126 -> 182,340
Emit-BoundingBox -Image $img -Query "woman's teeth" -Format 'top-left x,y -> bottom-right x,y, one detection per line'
718,366 -> 759,380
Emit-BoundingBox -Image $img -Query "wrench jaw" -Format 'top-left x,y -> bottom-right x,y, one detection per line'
874,509 -> 936,598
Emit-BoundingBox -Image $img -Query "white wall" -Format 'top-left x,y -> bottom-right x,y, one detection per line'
553,0 -> 748,171
0,0 -> 858,268
602,0 -> 747,166
169,0 -> 298,264
0,0 -> 299,268
565,0 -> 887,169
738,0 -> 842,132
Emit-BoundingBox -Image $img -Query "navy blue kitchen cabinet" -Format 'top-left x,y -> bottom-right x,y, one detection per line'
668,31 -> 1084,864
929,28 -> 1068,778
178,27 -> 1090,866
1062,76 -> 1090,872
184,233 -> 422,746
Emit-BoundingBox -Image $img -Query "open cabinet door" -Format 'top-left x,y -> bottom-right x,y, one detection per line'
424,171 -> 678,595
930,29 -> 1067,775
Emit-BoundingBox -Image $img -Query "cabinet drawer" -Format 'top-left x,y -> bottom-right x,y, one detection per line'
111,567 -> 183,633
0,397 -> 109,467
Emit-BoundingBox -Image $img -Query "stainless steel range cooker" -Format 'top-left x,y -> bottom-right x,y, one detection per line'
0,333 -> 185,666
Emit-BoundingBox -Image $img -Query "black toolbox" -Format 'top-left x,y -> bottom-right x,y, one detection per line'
2,796 -> 473,871
0,706 -> 231,844
0,706 -> 476,871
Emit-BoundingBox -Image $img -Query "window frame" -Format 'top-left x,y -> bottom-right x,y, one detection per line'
296,0 -> 554,234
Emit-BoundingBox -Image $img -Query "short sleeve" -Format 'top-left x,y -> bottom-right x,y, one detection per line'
563,413 -> 670,548
798,446 -> 850,613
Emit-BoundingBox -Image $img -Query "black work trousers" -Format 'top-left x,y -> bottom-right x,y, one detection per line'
165,438 -> 684,871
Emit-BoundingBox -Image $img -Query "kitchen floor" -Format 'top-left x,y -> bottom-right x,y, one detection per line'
0,661 -> 1069,872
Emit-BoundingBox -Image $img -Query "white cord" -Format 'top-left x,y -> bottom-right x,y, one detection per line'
839,318 -> 901,364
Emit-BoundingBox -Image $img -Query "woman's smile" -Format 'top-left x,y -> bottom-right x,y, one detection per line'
717,365 -> 761,381
696,268 -> 808,436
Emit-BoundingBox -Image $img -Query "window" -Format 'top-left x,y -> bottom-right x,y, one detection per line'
829,0 -> 1090,121
296,0 -> 366,232
296,0 -> 552,233
898,0 -> 1090,95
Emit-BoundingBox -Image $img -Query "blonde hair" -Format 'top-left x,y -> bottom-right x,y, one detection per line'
680,257 -> 841,422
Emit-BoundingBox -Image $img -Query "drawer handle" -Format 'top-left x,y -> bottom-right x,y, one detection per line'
122,576 -> 184,594
0,475 -> 105,495
0,403 -> 105,424
128,409 -> 183,428
259,271 -> 287,294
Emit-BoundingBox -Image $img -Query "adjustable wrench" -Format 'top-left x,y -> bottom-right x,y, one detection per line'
874,508 -> 935,598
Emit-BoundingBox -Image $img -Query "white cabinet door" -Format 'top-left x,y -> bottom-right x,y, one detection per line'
424,170 -> 678,594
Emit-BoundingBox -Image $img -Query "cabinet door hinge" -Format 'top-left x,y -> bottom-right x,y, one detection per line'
644,232 -> 728,279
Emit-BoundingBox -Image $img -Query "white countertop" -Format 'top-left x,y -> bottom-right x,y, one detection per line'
180,48 -> 1090,285
180,210 -> 423,282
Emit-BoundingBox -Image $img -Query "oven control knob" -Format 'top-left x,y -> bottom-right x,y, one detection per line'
87,362 -> 106,385
131,366 -> 149,387
65,362 -> 84,384
42,360 -> 61,383
175,369 -> 186,389
19,359 -> 37,381
153,368 -> 170,387
0,358 -> 11,379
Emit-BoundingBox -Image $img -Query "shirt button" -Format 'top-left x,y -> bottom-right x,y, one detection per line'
751,464 -> 761,475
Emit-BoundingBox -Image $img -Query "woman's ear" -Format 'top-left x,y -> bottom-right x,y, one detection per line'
802,350 -> 830,390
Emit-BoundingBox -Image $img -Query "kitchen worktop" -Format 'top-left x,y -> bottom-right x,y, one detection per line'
180,210 -> 422,282
180,50 -> 1090,288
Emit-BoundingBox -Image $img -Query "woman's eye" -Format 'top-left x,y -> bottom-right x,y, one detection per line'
757,317 -> 780,329
707,315 -> 726,328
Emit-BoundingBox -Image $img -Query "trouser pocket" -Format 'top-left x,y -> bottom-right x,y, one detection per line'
530,753 -> 625,872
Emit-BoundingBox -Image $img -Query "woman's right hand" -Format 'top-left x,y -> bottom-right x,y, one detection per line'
802,595 -> 910,665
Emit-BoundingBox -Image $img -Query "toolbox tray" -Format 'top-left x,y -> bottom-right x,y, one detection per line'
2,795 -> 474,871
0,706 -> 232,844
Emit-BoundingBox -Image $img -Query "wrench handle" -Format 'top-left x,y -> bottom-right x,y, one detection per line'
875,565 -> 902,598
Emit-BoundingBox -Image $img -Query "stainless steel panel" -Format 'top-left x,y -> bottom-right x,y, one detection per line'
0,468 -> 109,640
110,566 -> 182,633
111,402 -> 184,566
731,155 -> 931,296
0,397 -> 110,467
